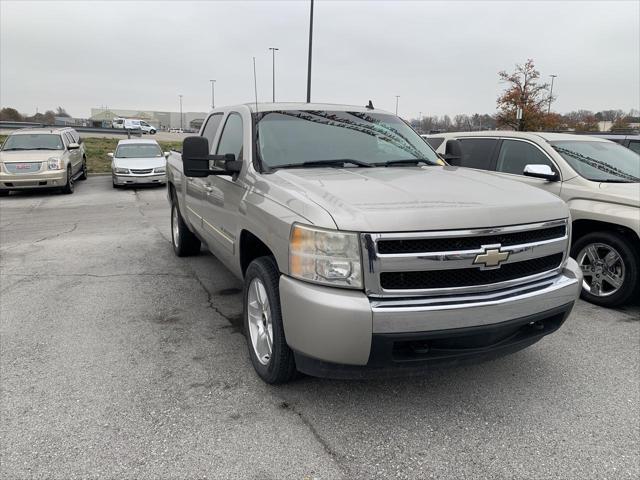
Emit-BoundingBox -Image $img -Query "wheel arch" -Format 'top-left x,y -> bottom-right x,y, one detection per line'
240,230 -> 278,277
572,219 -> 640,246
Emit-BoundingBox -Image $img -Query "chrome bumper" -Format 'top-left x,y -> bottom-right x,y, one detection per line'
279,258 -> 582,367
113,173 -> 166,185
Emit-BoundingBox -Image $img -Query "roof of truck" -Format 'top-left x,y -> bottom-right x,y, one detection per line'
10,127 -> 76,135
235,102 -> 392,114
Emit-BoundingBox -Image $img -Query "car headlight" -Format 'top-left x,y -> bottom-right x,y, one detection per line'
154,167 -> 166,173
289,223 -> 362,288
48,157 -> 63,170
114,167 -> 130,174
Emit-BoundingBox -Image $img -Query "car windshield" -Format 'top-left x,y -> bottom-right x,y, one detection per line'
551,140 -> 640,183
115,144 -> 162,158
2,133 -> 64,151
256,110 -> 439,168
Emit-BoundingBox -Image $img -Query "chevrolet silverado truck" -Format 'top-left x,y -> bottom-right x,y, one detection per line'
166,103 -> 582,383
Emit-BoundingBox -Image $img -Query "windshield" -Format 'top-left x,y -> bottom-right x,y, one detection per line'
2,133 -> 64,151
551,141 -> 639,183
256,110 -> 439,168
115,143 -> 162,158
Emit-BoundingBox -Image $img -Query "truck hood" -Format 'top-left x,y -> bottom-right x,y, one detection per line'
0,150 -> 63,163
272,166 -> 568,232
114,157 -> 166,169
595,182 -> 640,208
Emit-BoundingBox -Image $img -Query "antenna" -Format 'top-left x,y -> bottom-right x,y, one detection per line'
253,57 -> 259,114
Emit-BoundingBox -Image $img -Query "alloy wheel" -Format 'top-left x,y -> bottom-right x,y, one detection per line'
577,242 -> 625,297
247,278 -> 273,365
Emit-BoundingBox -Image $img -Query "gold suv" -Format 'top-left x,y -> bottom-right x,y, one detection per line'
0,127 -> 88,195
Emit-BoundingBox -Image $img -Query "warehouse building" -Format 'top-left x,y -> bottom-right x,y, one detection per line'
89,108 -> 207,131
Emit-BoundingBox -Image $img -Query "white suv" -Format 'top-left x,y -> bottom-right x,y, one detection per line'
427,131 -> 640,307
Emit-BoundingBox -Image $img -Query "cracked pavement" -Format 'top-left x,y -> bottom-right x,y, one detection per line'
1,176 -> 639,479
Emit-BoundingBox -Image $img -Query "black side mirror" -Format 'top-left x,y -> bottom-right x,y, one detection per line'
182,136 -> 243,177
444,139 -> 462,162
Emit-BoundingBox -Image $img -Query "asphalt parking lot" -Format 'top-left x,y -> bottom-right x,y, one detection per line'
1,176 -> 638,480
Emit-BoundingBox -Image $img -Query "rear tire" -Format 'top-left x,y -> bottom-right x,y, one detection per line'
61,167 -> 74,194
79,157 -> 88,180
572,231 -> 639,307
171,201 -> 201,256
243,256 -> 297,384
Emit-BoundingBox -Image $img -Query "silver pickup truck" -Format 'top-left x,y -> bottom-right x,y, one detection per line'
167,102 -> 582,383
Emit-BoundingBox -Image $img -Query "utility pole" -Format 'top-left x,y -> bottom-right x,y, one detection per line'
210,80 -> 216,109
179,95 -> 183,130
306,0 -> 314,102
548,74 -> 557,114
268,48 -> 279,102
395,96 -> 400,116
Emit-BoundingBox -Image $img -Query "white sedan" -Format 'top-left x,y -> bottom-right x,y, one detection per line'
110,139 -> 167,188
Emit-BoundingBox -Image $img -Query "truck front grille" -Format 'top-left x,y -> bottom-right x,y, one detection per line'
361,219 -> 569,297
380,253 -> 563,290
377,225 -> 566,254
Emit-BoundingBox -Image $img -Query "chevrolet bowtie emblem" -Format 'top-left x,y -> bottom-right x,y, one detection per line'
473,248 -> 510,268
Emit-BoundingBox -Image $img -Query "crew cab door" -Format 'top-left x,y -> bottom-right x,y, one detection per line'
491,139 -> 562,196
184,113 -> 224,233
200,112 -> 245,257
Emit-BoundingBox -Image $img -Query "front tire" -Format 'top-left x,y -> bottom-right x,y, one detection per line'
243,256 -> 297,384
572,231 -> 639,307
171,201 -> 200,256
61,167 -> 74,194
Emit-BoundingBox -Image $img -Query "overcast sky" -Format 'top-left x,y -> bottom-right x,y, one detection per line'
1,0 -> 638,119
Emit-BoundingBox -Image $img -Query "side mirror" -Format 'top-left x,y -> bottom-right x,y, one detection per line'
523,164 -> 558,181
182,136 -> 243,177
108,152 -> 114,158
67,143 -> 80,150
444,139 -> 462,162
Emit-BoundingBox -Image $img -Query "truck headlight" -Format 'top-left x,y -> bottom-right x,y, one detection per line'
114,167 -> 130,174
289,224 -> 362,288
48,157 -> 63,170
154,167 -> 166,173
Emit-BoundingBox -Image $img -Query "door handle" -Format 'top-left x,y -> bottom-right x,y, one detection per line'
204,185 -> 214,193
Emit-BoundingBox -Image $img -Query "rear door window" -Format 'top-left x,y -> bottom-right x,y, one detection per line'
496,139 -> 557,175
456,138 -> 499,170
424,137 -> 444,149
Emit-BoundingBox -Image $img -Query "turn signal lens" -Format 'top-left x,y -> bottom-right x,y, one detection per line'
289,224 -> 362,288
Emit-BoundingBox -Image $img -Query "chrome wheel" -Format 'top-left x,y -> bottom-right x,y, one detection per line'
577,242 -> 625,297
247,278 -> 273,365
171,205 -> 180,248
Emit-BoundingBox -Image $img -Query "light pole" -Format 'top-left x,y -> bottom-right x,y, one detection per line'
306,0 -> 314,102
395,96 -> 400,116
178,94 -> 183,131
268,48 -> 279,102
548,74 -> 557,114
209,80 -> 216,109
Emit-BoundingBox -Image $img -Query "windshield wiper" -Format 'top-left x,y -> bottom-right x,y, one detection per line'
33,147 -> 59,150
597,179 -> 635,183
378,159 -> 433,167
1,147 -> 28,151
274,159 -> 373,169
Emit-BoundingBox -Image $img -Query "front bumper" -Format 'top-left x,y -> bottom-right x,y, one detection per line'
113,173 -> 166,185
0,170 -> 67,190
280,258 -> 582,378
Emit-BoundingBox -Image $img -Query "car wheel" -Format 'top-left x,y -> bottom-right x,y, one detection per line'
171,201 -> 200,256
79,158 -> 88,180
243,256 -> 297,384
61,166 -> 74,194
572,231 -> 639,307
150,130 -> 156,135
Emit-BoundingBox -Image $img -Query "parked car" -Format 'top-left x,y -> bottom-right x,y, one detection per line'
112,118 -> 156,134
570,132 -> 640,154
0,127 -> 87,195
427,131 -> 639,307
167,103 -> 582,383
110,139 -> 167,188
